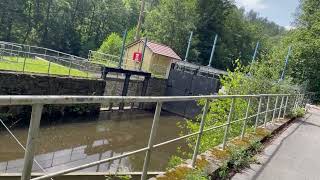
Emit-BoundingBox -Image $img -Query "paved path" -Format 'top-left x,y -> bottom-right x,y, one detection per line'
232,107 -> 320,180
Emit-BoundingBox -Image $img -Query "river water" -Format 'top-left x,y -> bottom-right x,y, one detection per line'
0,110 -> 188,174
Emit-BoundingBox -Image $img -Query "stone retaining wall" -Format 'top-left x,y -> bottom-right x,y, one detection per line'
0,72 -> 106,124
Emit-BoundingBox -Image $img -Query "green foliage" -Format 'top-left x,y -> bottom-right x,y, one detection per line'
144,0 -> 198,56
185,169 -> 209,180
184,60 -> 297,154
98,33 -> 123,55
290,107 -> 306,118
167,155 -> 184,170
0,56 -> 88,77
219,140 -> 262,179
269,0 -> 320,99
105,175 -> 131,180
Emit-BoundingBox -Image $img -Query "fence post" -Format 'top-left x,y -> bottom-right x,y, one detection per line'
47,61 -> 51,75
282,96 -> 289,119
277,96 -> 285,120
118,29 -> 128,68
141,102 -> 162,180
241,98 -> 251,140
222,98 -> 235,150
21,104 -> 43,180
254,96 -> 263,131
191,99 -> 210,167
264,96 -> 270,127
22,56 -> 27,73
68,59 -> 72,77
272,96 -> 279,124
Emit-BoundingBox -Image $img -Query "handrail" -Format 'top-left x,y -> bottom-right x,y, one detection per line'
0,94 -> 293,105
0,93 -> 305,180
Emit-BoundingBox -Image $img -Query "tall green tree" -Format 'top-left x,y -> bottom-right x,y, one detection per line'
144,0 -> 198,56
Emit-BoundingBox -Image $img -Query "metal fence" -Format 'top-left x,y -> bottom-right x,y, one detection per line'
0,93 -> 306,180
0,41 -> 102,79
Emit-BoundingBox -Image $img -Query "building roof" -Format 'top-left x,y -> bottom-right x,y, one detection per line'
127,39 -> 182,60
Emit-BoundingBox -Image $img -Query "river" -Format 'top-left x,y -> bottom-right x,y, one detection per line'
0,110 -> 189,174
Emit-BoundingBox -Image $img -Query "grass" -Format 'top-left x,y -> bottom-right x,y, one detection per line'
0,56 -> 89,77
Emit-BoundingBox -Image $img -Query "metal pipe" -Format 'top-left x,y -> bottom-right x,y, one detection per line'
241,98 -> 251,140
21,104 -> 44,180
252,41 -> 260,63
280,46 -> 292,81
141,102 -> 162,180
278,96 -> 285,119
191,99 -> 210,167
139,37 -> 148,71
222,98 -> 235,150
254,96 -> 263,131
264,96 -> 270,127
208,34 -> 218,67
184,31 -> 193,62
272,96 -> 279,124
0,94 -> 293,106
119,29 -> 128,68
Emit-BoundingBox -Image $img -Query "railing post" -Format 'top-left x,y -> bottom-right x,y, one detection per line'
272,96 -> 279,124
241,98 -> 251,140
68,59 -> 72,77
141,102 -> 162,180
278,96 -> 285,120
264,96 -> 270,127
282,96 -> 289,119
21,104 -> 43,180
191,99 -> 210,167
23,56 -> 27,73
294,94 -> 298,109
222,98 -> 235,150
254,96 -> 263,131
47,61 -> 51,75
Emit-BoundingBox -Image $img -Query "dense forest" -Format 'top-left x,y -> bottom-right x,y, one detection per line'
1,0 -> 319,94
0,0 -> 285,69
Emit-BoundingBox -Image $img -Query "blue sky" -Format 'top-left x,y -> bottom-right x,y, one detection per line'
234,0 -> 300,29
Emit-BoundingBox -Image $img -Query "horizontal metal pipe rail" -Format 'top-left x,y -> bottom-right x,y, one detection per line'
0,94 -> 304,180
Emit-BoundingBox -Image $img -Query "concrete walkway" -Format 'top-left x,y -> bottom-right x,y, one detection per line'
232,107 -> 320,180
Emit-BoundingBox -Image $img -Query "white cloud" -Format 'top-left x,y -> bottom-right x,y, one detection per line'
235,0 -> 268,11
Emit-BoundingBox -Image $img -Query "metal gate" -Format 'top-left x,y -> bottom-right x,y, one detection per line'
163,62 -> 226,119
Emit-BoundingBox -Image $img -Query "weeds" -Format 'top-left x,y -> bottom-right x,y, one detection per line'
218,140 -> 262,179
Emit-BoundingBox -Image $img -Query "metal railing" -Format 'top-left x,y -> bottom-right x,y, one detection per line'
0,41 -> 102,79
0,93 -> 305,180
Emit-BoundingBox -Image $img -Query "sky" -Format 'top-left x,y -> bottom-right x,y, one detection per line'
234,0 -> 300,29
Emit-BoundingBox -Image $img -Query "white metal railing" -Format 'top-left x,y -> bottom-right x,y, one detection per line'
0,93 -> 305,180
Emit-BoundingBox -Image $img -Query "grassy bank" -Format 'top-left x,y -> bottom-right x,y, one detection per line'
0,56 -> 89,77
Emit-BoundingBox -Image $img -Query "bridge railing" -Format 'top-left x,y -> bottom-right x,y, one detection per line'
0,94 -> 305,180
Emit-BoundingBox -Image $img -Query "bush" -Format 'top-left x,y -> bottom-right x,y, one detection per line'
291,107 -> 306,118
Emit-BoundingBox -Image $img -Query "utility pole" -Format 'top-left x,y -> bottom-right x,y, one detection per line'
135,0 -> 146,40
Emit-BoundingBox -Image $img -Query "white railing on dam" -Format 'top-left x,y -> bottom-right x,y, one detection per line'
0,94 -> 306,180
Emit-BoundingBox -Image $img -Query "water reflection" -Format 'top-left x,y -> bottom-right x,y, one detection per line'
0,110 -> 188,173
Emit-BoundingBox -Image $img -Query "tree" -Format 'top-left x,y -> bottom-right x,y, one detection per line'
270,0 -> 320,98
144,0 -> 198,56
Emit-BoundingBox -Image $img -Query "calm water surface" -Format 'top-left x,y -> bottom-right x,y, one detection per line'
0,110 -> 188,173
